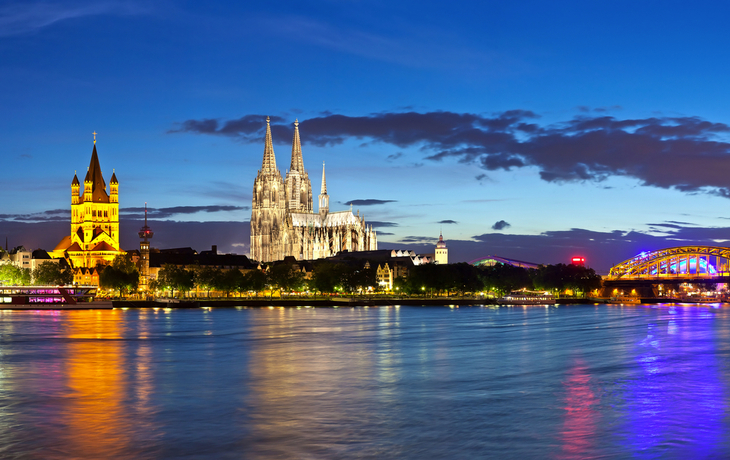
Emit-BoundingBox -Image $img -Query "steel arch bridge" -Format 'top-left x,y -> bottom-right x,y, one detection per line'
608,246 -> 730,280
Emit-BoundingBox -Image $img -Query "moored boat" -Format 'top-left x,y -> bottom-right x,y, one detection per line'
497,290 -> 556,305
0,286 -> 113,309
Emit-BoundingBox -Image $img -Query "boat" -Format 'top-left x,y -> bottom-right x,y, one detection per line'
497,290 -> 556,305
0,286 -> 113,310
610,296 -> 641,304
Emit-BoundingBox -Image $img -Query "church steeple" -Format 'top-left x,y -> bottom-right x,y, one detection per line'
71,172 -> 80,205
84,140 -> 109,203
320,161 -> 327,194
290,119 -> 304,172
318,161 -> 329,217
284,118 -> 313,212
251,116 -> 288,263
261,116 -> 277,173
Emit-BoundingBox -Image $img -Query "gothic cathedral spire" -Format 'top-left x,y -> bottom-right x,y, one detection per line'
290,119 -> 304,172
251,116 -> 288,263
285,118 -> 313,212
261,116 -> 277,173
318,161 -> 329,217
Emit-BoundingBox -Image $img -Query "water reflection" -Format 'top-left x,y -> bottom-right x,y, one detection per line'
61,310 -> 132,458
559,359 -> 598,459
623,306 -> 728,458
0,305 -> 728,458
245,307 -> 382,458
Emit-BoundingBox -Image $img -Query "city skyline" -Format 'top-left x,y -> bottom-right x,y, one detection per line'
4,1 -> 730,272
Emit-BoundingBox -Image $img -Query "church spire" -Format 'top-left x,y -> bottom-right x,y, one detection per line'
290,119 -> 304,172
318,161 -> 329,216
320,161 -> 327,194
84,141 -> 109,202
261,116 -> 277,172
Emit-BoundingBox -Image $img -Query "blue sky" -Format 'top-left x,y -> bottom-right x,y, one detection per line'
3,0 -> 730,272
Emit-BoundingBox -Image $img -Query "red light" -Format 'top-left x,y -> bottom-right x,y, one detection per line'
571,257 -> 585,266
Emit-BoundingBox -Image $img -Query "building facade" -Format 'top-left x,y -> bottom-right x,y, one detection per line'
376,263 -> 394,291
250,118 -> 377,262
51,138 -> 126,278
435,232 -> 448,264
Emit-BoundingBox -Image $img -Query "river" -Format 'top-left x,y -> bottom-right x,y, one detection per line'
0,304 -> 729,459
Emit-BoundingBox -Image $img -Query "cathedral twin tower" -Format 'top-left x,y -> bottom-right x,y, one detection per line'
250,117 -> 377,263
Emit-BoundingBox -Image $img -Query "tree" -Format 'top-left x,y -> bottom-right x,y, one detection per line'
344,265 -> 376,293
268,263 -> 305,297
530,264 -> 602,297
98,254 -> 139,296
195,266 -> 222,297
480,263 -> 532,295
32,262 -> 73,286
0,263 -> 31,285
449,263 -> 483,295
244,270 -> 267,296
214,269 -> 244,297
310,261 -> 342,294
156,264 -> 194,297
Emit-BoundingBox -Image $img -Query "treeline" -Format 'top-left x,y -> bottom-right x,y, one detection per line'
0,262 -> 73,286
401,262 -> 602,297
147,260 -> 602,298
1,254 -> 603,299
150,260 -> 377,297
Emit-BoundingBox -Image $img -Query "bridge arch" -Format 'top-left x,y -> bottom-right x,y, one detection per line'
608,246 -> 730,280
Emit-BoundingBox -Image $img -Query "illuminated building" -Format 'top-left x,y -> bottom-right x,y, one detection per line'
377,263 -> 394,290
469,255 -> 540,269
51,134 -> 125,281
571,257 -> 586,266
138,204 -> 153,291
250,117 -> 377,262
435,231 -> 448,265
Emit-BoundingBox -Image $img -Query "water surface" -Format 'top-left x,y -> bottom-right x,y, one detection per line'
1,304 -> 729,459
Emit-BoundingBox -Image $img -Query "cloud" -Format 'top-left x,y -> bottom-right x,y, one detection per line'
438,220 -> 458,224
173,110 -> 730,198
120,205 -> 247,219
399,236 -> 438,244
1,206 -> 247,223
386,152 -> 403,161
368,221 -> 398,228
492,220 -> 511,230
343,199 -> 396,206
0,1 -> 148,37
0,208 -> 69,222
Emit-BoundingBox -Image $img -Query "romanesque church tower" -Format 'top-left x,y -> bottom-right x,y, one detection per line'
250,117 -> 287,262
52,135 -> 125,276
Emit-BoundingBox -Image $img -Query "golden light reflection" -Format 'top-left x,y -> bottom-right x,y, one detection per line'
61,310 -> 132,458
246,307 -> 379,456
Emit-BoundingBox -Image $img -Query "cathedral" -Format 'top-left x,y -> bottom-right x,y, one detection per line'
51,136 -> 126,275
250,117 -> 377,262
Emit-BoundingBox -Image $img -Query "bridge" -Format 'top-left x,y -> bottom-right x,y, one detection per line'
603,246 -> 730,297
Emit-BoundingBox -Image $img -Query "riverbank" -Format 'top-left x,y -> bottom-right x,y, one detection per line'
112,297 -> 611,308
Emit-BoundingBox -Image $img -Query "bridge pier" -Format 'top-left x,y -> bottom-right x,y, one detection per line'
600,283 -> 657,298
601,278 -> 724,298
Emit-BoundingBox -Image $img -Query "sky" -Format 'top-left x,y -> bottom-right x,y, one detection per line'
3,0 -> 730,273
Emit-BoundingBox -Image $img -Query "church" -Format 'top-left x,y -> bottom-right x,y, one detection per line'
250,117 -> 377,262
51,136 -> 126,280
